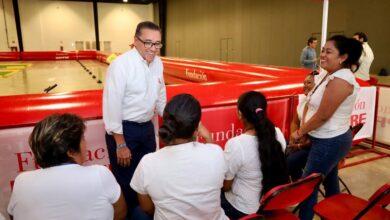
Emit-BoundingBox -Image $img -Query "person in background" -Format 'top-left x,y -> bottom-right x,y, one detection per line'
130,94 -> 228,220
286,71 -> 317,181
221,91 -> 289,220
290,35 -> 362,220
8,114 -> 127,220
353,32 -> 374,81
103,21 -> 166,216
300,37 -> 318,70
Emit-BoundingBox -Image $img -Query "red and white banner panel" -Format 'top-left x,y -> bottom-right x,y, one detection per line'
0,120 -> 109,217
376,87 -> 390,145
351,87 -> 377,140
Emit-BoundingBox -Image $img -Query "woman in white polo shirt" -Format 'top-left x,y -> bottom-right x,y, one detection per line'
8,114 -> 127,220
221,91 -> 289,219
130,94 -> 228,220
290,35 -> 363,220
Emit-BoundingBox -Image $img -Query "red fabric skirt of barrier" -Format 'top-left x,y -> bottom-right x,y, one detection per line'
20,51 -> 98,61
0,52 -> 20,61
0,90 -> 102,129
77,51 -> 97,60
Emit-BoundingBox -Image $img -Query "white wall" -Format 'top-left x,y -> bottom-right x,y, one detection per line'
0,0 -> 18,51
10,0 -> 153,52
18,0 -> 95,51
98,3 -> 154,53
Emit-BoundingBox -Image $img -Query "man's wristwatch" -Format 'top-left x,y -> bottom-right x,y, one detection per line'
116,143 -> 127,150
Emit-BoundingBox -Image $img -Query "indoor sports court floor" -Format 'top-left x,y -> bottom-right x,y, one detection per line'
0,60 -> 107,96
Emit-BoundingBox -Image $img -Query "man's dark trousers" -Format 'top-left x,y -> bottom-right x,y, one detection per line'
105,120 -> 156,218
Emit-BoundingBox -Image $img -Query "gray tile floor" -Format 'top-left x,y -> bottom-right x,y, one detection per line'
338,148 -> 390,200
311,146 -> 390,219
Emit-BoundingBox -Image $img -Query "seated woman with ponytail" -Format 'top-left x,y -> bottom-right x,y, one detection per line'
221,91 -> 289,219
130,94 -> 228,220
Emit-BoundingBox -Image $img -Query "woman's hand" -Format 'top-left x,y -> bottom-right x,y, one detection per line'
289,135 -> 311,149
290,130 -> 303,142
197,122 -> 213,143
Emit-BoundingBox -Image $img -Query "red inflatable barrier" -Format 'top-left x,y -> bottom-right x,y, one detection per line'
96,51 -> 109,64
162,57 -> 311,80
0,52 -> 378,218
20,51 -> 70,60
76,51 -> 97,60
0,90 -> 102,129
19,51 -> 97,61
0,52 -> 20,61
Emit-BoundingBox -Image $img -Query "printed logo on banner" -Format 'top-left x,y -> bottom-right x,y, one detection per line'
0,120 -> 109,218
185,68 -> 208,82
200,98 -> 290,147
350,87 -> 376,140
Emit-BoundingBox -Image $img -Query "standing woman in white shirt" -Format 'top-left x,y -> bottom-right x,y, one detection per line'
103,21 -> 166,217
290,35 -> 363,220
221,91 -> 289,219
130,94 -> 228,220
8,114 -> 127,220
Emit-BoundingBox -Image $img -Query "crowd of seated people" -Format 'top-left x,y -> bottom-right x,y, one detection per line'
7,35 -> 362,220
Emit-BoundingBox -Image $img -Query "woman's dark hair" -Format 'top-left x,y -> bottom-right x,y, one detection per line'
238,91 -> 289,195
328,35 -> 363,71
29,113 -> 85,168
309,70 -> 319,76
353,32 -> 368,42
159,94 -> 201,144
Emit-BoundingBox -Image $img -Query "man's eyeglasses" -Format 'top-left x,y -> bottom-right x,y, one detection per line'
136,36 -> 163,49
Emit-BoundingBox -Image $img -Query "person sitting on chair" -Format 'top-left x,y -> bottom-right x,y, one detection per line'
8,113 -> 127,220
221,91 -> 289,220
286,71 -> 318,181
130,94 -> 228,220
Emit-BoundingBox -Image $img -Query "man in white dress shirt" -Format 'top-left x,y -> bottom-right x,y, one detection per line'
353,32 -> 374,81
103,21 -> 166,217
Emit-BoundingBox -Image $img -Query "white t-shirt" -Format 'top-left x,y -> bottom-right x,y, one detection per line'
224,127 -> 286,214
355,42 -> 374,81
305,68 -> 359,138
130,142 -> 228,220
8,164 -> 121,220
297,95 -> 307,121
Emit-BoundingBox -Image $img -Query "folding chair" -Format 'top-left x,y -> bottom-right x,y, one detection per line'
240,173 -> 323,220
314,183 -> 390,220
338,123 -> 365,194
